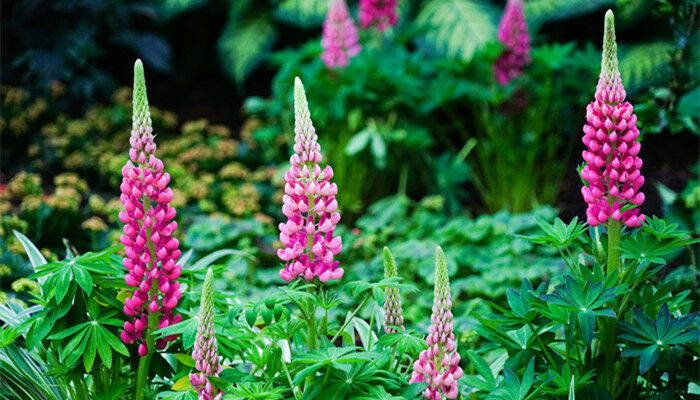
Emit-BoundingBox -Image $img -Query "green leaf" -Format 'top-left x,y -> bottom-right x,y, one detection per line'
400,382 -> 429,398
173,353 -> 196,367
83,328 -> 97,372
345,129 -> 372,156
245,306 -> 258,328
13,231 -> 47,284
72,265 -> 93,295
415,0 -> 498,62
218,16 -> 275,84
466,350 -> 496,390
578,310 -> 595,345
639,345 -> 660,374
55,269 -> 72,303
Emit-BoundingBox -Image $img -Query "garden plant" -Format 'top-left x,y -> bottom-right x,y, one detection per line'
1,2 -> 698,400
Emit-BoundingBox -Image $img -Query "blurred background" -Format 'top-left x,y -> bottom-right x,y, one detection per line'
0,0 -> 697,315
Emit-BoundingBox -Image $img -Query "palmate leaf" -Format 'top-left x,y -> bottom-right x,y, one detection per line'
375,331 -> 427,355
522,217 -> 587,248
274,0 -> 327,28
619,304 -> 699,373
489,358 -> 537,400
619,234 -> 680,264
541,275 -> 617,344
218,15 -> 275,84
415,0 -> 498,62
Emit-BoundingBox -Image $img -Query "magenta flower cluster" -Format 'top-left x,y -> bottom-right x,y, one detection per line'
278,77 -> 344,282
321,0 -> 362,69
494,0 -> 530,86
580,11 -> 645,228
119,60 -> 182,356
410,247 -> 463,400
359,0 -> 398,32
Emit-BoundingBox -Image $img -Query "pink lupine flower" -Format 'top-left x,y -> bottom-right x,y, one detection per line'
358,0 -> 398,32
278,77 -> 344,283
321,0 -> 362,69
119,60 -> 182,355
410,247 -> 463,399
383,247 -> 404,333
580,11 -> 645,228
190,268 -> 223,400
494,0 -> 531,86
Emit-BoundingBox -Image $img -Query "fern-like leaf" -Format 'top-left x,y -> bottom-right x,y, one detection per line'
619,42 -> 673,93
218,16 -> 276,84
415,0 -> 498,62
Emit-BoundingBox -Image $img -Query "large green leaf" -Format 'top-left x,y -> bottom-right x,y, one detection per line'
415,0 -> 498,61
218,16 -> 275,84
274,0 -> 327,27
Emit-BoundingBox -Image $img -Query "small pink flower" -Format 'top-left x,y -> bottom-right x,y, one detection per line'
120,60 -> 182,354
580,11 -> 644,228
322,0 -> 362,69
494,0 -> 530,86
359,0 -> 398,32
278,78 -> 344,283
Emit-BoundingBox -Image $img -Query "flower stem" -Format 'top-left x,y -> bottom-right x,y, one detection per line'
601,220 -> 621,392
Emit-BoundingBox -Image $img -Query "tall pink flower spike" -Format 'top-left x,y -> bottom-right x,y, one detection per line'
358,0 -> 398,32
278,77 -> 344,283
580,10 -> 645,228
410,247 -> 463,400
119,60 -> 183,356
494,0 -> 531,86
321,0 -> 362,69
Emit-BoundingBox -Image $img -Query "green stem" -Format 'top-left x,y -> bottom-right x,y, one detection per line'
528,322 -> 557,367
330,296 -> 369,344
281,358 -> 300,400
601,220 -> 621,392
304,284 -> 318,390
607,221 -> 621,275
135,197 -> 158,400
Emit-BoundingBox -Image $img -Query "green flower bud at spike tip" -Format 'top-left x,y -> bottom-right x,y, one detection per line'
189,268 -> 223,399
132,60 -> 151,126
294,77 -> 315,140
601,10 -> 620,90
383,247 -> 404,333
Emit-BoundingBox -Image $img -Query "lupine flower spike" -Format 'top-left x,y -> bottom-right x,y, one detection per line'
580,10 -> 645,228
410,247 -> 463,399
322,0 -> 362,69
278,77 -> 343,282
383,247 -> 404,333
119,60 -> 182,356
190,268 -> 223,400
494,0 -> 530,86
359,0 -> 398,32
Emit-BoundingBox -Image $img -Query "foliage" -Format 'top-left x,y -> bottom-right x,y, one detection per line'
466,216 -> 699,399
2,234 -> 436,399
